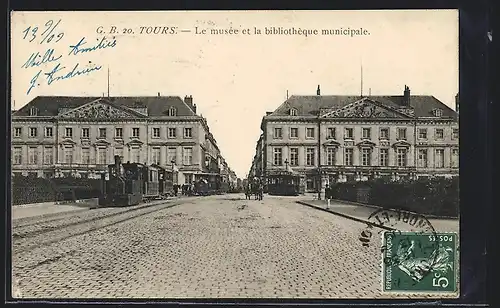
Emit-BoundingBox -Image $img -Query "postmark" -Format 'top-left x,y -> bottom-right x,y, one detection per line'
382,231 -> 458,293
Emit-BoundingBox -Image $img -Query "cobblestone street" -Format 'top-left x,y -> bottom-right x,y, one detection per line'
12,195 -> 421,299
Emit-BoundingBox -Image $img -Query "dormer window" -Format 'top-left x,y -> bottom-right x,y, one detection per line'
167,107 -> 177,117
29,107 -> 38,116
432,108 -> 443,117
289,108 -> 298,116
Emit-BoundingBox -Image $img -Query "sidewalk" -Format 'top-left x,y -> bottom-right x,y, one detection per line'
12,202 -> 91,221
297,199 -> 459,233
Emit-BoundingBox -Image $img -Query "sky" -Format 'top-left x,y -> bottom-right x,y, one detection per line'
11,10 -> 458,179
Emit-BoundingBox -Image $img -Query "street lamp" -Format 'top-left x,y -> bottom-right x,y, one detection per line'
284,159 -> 289,171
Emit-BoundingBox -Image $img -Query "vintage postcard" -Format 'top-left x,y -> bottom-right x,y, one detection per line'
10,10 -> 459,299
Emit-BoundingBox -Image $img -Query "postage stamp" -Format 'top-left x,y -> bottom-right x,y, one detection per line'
382,231 -> 458,293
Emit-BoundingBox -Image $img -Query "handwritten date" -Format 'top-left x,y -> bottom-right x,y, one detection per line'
22,19 -> 65,44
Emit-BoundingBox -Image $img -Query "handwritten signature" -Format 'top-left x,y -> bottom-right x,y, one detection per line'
23,36 -> 117,95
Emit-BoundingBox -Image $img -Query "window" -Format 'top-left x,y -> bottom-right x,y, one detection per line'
152,147 -> 161,164
132,128 -> 140,138
397,148 -> 407,167
168,128 -> 177,138
397,128 -> 407,140
44,127 -> 53,138
81,128 -> 90,139
418,128 -> 427,139
115,128 -> 123,138
273,147 -> 283,166
451,148 -> 459,168
65,127 -> 73,138
167,147 -> 177,164
183,147 -> 193,165
274,127 -> 282,139
14,127 -> 22,137
29,127 -> 37,138
327,128 -> 336,139
168,107 -> 177,117
306,128 -> 315,138
379,149 -> 388,166
417,149 -> 428,168
28,147 -> 39,165
152,128 -> 160,138
131,147 -> 140,163
326,147 -> 336,166
81,148 -> 90,164
452,128 -> 459,140
344,128 -> 354,139
114,148 -> 123,161
361,148 -> 371,166
64,147 -> 73,164
433,108 -> 443,117
306,148 -> 315,166
379,128 -> 389,140
435,149 -> 445,168
99,128 -> 106,138
435,128 -> 444,139
345,148 -> 353,166
29,107 -> 38,116
184,128 -> 192,138
43,147 -> 53,165
362,128 -> 371,140
97,148 -> 107,165
290,128 -> 298,138
289,148 -> 299,166
289,108 -> 298,116
13,147 -> 22,165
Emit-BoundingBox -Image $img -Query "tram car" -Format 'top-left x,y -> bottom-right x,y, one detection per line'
99,156 -> 163,206
152,164 -> 175,197
267,173 -> 301,196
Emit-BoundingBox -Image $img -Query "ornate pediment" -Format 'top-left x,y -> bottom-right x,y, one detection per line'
95,139 -> 111,146
356,140 -> 377,148
321,99 -> 413,119
126,139 -> 144,146
60,138 -> 76,145
323,140 -> 341,147
58,99 -> 144,120
392,140 -> 412,148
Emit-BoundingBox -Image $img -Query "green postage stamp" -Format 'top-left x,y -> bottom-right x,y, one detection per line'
382,231 -> 458,293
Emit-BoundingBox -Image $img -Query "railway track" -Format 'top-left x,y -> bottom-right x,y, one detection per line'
12,198 -> 198,254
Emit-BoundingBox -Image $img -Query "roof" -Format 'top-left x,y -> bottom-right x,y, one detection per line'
12,96 -> 197,117
268,95 -> 458,120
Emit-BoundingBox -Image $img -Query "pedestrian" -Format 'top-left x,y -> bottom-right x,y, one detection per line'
173,184 -> 178,197
325,184 -> 331,209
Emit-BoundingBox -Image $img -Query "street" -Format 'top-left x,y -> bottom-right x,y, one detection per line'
12,194 -> 421,298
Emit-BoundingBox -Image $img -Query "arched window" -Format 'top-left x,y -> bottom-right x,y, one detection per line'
289,108 -> 298,116
168,107 -> 177,117
29,107 -> 38,116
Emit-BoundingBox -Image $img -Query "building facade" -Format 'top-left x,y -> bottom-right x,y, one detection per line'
250,85 -> 459,193
11,95 -> 232,186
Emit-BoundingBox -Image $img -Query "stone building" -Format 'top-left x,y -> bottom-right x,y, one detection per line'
250,85 -> 459,193
11,94 -> 230,187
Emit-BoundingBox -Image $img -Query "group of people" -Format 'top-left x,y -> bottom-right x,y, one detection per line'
245,177 -> 264,200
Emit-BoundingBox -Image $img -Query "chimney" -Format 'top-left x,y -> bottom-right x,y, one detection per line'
403,85 -> 410,106
184,95 -> 193,108
193,103 -> 197,114
455,92 -> 459,114
317,85 -> 321,96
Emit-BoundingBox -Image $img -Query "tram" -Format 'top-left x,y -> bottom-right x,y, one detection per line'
267,172 -> 302,196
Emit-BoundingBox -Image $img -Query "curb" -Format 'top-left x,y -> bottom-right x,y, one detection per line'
325,198 -> 458,220
296,200 -> 395,231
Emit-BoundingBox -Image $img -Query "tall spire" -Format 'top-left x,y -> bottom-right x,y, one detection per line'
360,59 -> 364,97
107,66 -> 110,98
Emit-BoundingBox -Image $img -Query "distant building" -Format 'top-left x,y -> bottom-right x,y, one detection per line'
250,85 -> 459,193
11,95 -> 233,187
